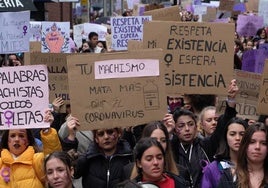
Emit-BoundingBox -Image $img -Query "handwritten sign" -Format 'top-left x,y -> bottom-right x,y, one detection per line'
143,21 -> 234,95
29,53 -> 69,113
111,16 -> 152,51
30,21 -> 42,41
257,60 -> 268,115
237,15 -> 264,37
0,65 -> 49,130
41,21 -> 70,53
0,11 -> 30,54
258,0 -> 268,26
143,6 -> 181,21
217,69 -> 261,120
67,49 -> 167,130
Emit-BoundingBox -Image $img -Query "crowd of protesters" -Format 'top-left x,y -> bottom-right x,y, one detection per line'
0,3 -> 268,188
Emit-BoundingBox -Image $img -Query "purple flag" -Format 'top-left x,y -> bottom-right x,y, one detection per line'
233,3 -> 246,12
242,50 -> 257,72
237,15 -> 264,37
255,49 -> 268,73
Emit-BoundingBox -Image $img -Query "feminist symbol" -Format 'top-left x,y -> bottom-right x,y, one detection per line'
23,25 -> 28,36
4,111 -> 14,127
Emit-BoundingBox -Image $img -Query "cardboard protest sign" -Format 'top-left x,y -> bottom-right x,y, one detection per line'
24,42 -> 42,66
145,4 -> 164,11
143,6 -> 181,21
0,65 -> 49,130
41,22 -> 70,53
217,69 -> 261,120
29,53 -> 69,113
30,42 -> 42,53
111,16 -> 152,51
0,11 -> 30,54
143,21 -> 234,95
245,0 -> 259,12
73,23 -> 108,48
258,0 -> 268,26
128,40 -> 143,51
133,3 -> 146,16
67,49 -> 167,130
219,0 -> 235,11
202,7 -> 217,22
257,60 -> 268,115
237,15 -> 264,37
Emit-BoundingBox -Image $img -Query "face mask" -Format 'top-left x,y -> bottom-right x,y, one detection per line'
95,46 -> 103,53
169,101 -> 182,113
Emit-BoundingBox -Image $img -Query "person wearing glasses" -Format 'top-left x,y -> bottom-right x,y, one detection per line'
170,79 -> 239,188
61,116 -> 133,188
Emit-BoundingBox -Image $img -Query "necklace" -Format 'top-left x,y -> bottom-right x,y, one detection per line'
180,143 -> 193,161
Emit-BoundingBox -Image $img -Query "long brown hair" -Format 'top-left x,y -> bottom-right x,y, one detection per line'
236,123 -> 268,188
130,121 -> 179,179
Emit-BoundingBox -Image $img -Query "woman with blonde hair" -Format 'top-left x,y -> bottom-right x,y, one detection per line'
198,106 -> 218,138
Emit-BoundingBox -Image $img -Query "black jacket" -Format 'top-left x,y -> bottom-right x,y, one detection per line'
75,139 -> 133,188
171,103 -> 237,188
217,168 -> 268,188
217,168 -> 236,188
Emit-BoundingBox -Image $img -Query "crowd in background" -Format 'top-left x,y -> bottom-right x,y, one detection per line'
0,3 -> 268,188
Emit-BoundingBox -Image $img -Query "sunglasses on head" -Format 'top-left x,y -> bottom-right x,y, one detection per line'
96,129 -> 116,137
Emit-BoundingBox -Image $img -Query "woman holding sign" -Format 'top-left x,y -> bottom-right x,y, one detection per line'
0,109 -> 62,188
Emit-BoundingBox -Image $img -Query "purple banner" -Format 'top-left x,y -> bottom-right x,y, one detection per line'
237,15 -> 264,37
259,43 -> 268,51
242,50 -> 257,72
255,49 -> 268,74
233,3 -> 246,12
242,48 -> 268,73
194,0 -> 202,5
